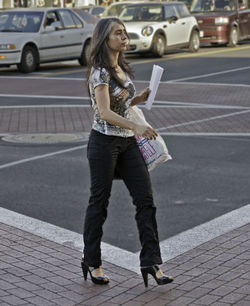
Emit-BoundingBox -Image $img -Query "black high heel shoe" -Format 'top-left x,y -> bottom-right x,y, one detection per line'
141,265 -> 173,287
81,260 -> 109,285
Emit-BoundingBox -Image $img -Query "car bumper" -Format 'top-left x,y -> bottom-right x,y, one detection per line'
126,37 -> 152,53
199,25 -> 229,44
0,50 -> 21,65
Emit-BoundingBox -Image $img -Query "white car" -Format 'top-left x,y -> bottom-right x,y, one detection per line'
120,2 -> 200,56
0,8 -> 96,73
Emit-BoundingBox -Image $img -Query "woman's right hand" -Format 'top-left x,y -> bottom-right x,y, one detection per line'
134,124 -> 158,140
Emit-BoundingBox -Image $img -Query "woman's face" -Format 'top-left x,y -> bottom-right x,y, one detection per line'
107,22 -> 128,52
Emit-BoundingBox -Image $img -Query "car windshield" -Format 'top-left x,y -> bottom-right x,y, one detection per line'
120,5 -> 163,22
102,4 -> 128,17
191,0 -> 236,12
0,11 -> 43,33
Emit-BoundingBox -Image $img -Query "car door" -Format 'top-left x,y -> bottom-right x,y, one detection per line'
175,3 -> 193,44
237,0 -> 250,38
39,11 -> 67,61
57,9 -> 85,58
163,4 -> 185,46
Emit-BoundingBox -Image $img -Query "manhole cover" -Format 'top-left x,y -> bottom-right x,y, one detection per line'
2,133 -> 89,144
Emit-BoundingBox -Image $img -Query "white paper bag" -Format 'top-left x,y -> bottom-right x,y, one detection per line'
130,106 -> 172,171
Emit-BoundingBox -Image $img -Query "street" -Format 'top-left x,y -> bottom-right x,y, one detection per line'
0,44 -> 250,254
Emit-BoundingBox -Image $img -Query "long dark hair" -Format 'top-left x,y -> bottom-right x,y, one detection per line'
86,17 -> 134,90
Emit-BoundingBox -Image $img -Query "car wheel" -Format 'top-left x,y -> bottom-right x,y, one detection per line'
152,34 -> 165,57
189,31 -> 200,52
228,27 -> 238,47
79,40 -> 91,66
17,46 -> 38,73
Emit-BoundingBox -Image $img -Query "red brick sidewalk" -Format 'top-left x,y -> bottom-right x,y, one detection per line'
0,222 -> 249,306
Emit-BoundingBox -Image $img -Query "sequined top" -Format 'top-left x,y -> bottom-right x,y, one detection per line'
89,67 -> 136,137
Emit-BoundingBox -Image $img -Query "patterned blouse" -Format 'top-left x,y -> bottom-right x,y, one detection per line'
89,67 -> 136,137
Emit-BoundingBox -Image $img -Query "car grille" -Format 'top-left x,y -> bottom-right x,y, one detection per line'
128,33 -> 139,40
127,44 -> 136,51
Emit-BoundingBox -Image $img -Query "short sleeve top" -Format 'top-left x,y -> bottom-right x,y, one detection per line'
89,67 -> 136,137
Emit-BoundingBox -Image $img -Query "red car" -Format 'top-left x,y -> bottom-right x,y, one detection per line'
190,0 -> 250,46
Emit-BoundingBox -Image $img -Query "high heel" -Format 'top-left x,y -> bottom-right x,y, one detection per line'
81,259 -> 109,285
140,265 -> 173,287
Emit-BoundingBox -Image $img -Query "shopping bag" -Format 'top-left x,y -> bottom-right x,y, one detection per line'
130,106 -> 172,171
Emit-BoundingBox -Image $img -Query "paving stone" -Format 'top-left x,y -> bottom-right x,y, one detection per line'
210,285 -> 237,297
192,294 -> 220,305
0,279 -> 16,290
219,292 -> 247,304
7,288 -> 35,299
0,294 -> 27,305
25,296 -> 55,305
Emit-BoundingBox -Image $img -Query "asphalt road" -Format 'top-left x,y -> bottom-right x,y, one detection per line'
0,44 -> 250,252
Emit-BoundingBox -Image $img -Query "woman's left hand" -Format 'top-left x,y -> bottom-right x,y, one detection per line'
139,88 -> 151,103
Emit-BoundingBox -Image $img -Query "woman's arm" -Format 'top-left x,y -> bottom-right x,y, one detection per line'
130,88 -> 151,107
95,85 -> 157,140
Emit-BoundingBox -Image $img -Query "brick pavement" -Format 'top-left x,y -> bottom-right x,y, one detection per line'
0,222 -> 249,305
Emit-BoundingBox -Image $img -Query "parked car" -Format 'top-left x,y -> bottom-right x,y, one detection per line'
190,0 -> 250,46
119,2 -> 200,56
0,8 -> 96,73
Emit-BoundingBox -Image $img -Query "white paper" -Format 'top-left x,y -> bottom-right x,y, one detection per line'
145,64 -> 164,110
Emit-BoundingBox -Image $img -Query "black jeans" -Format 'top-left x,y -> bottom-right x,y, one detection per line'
83,129 -> 162,267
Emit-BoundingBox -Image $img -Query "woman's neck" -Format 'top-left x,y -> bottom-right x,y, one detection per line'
109,52 -> 119,68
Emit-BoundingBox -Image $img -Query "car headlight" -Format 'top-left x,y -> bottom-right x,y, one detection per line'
0,44 -> 16,50
142,26 -> 153,37
215,17 -> 229,25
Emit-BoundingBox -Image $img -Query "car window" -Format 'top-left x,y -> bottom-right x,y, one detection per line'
0,11 -> 43,32
191,0 -> 236,12
120,5 -> 164,22
71,11 -> 83,28
102,4 -> 127,17
58,9 -> 80,29
44,11 -> 60,28
164,5 -> 179,19
238,0 -> 248,8
176,4 -> 191,17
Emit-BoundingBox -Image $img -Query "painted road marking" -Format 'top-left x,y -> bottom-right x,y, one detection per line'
0,145 -> 87,170
168,66 -> 250,83
0,204 -> 249,273
156,109 -> 250,132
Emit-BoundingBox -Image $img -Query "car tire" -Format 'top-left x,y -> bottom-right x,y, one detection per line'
79,40 -> 91,66
152,34 -> 165,57
228,27 -> 238,47
189,31 -> 200,52
17,46 -> 38,73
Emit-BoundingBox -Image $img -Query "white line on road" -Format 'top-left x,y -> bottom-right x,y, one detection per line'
0,94 -> 87,100
159,132 -> 250,137
170,81 -> 250,88
168,66 -> 250,83
156,109 -> 250,132
0,145 -> 87,170
0,205 -> 249,273
0,100 -> 249,110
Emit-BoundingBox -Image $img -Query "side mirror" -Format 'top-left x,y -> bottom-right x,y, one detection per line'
168,15 -> 178,23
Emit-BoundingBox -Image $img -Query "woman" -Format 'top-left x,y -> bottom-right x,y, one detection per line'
82,17 -> 173,288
